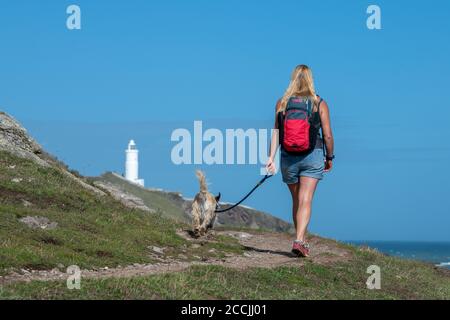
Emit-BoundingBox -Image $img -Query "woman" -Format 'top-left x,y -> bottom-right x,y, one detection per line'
266,64 -> 334,257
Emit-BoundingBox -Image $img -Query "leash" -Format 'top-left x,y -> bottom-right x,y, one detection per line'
215,174 -> 273,213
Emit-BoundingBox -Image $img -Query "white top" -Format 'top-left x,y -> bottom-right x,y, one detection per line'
128,140 -> 137,150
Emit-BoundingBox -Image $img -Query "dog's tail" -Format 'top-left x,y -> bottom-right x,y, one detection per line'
196,170 -> 208,193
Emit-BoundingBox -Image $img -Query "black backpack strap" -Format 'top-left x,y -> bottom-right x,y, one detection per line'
306,97 -> 312,117
316,96 -> 323,111
316,97 -> 327,156
277,111 -> 285,148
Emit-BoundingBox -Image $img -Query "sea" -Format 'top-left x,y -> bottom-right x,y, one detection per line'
346,241 -> 450,269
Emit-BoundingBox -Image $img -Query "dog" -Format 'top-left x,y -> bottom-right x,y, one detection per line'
191,170 -> 221,237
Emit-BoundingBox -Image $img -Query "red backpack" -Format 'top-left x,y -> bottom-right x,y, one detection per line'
278,96 -> 323,154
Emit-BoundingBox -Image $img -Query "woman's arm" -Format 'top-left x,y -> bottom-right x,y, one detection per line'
266,100 -> 281,174
319,100 -> 334,171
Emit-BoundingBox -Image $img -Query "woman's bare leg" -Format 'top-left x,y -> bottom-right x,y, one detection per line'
287,182 -> 300,230
295,176 -> 319,241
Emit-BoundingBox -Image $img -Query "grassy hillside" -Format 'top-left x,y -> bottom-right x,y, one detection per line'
1,248 -> 449,299
0,150 -> 449,300
0,151 -> 242,273
93,172 -> 295,233
91,172 -> 190,223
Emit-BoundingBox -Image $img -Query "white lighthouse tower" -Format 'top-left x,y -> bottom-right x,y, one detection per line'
125,140 -> 144,187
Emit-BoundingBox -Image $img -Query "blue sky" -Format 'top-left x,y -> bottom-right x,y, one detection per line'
1,0 -> 449,241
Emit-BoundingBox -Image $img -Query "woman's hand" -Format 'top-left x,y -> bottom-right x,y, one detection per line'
324,160 -> 333,172
266,157 -> 276,174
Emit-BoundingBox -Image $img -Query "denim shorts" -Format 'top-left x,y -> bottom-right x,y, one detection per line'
280,148 -> 325,184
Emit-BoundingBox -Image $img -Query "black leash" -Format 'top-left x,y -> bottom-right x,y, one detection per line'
215,174 -> 273,213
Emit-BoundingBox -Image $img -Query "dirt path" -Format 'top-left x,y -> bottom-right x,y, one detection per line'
0,231 -> 353,284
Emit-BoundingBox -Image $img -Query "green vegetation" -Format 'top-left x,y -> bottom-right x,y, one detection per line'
0,151 -> 242,273
1,248 -> 448,300
93,172 -> 294,233
0,150 -> 449,300
92,172 -> 189,222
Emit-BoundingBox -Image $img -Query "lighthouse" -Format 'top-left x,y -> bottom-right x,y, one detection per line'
125,140 -> 145,187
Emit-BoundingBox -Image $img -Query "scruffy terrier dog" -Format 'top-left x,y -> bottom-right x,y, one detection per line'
191,170 -> 221,237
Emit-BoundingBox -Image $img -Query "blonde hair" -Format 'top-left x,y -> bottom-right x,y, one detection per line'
279,64 -> 317,112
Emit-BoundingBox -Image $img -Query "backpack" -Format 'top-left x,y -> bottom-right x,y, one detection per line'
278,96 -> 323,154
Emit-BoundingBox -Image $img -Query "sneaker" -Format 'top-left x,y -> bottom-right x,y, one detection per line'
292,240 -> 310,257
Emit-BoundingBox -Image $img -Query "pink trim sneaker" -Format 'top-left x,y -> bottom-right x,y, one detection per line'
292,240 -> 310,257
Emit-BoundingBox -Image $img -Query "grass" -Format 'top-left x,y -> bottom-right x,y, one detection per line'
1,248 -> 449,300
1,150 -> 449,300
95,172 -> 296,233
0,151 -> 243,273
92,172 -> 189,222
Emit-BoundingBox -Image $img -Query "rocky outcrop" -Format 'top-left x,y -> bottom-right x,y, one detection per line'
0,111 -> 105,196
19,216 -> 58,230
93,180 -> 156,213
0,112 -> 48,167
